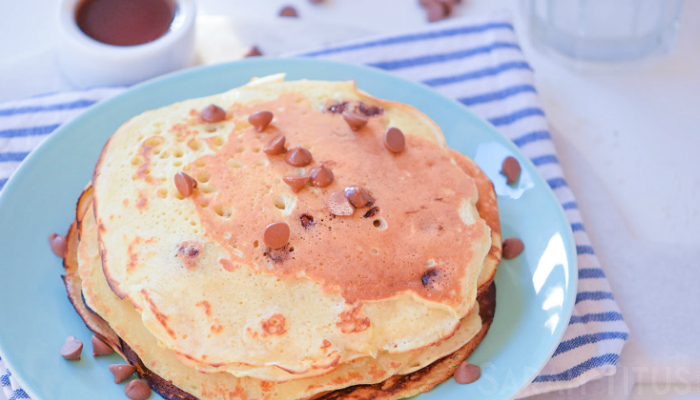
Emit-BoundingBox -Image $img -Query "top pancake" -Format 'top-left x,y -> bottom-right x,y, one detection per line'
92,76 -> 492,380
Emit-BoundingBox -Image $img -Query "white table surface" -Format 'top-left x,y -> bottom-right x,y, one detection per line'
1,0 -> 699,399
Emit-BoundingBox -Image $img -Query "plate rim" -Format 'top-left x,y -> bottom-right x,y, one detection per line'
0,57 -> 578,400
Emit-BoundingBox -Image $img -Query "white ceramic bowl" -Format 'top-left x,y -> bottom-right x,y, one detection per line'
57,0 -> 196,88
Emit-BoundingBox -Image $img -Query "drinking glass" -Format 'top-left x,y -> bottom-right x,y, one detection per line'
527,0 -> 683,62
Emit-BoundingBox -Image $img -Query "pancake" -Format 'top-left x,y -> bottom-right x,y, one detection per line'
62,186 -> 123,357
78,193 -> 485,399
67,143 -> 500,399
310,284 -> 495,400
91,76 -> 492,380
63,191 -> 495,400
450,150 -> 502,292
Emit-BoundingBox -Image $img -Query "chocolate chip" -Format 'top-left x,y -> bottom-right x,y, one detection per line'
426,2 -> 447,22
244,46 -> 262,57
285,147 -> 313,167
358,102 -> 383,116
48,233 -> 67,257
61,336 -> 83,360
249,111 -> 274,132
309,165 -> 334,187
283,176 -> 309,192
342,111 -> 368,131
264,222 -> 291,249
501,156 -> 521,185
174,172 -> 197,197
175,240 -> 202,269
125,379 -> 151,400
502,237 -> 524,259
437,0 -> 455,16
279,6 -> 298,17
362,207 -> 379,218
200,104 -> 226,123
300,213 -> 314,229
263,135 -> 286,155
327,192 -> 354,216
109,364 -> 136,383
454,361 -> 481,384
327,101 -> 348,114
421,268 -> 439,286
384,127 -> 406,153
91,334 -> 114,356
344,186 -> 371,208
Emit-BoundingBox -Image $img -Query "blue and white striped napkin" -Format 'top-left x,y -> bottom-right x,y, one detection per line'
0,12 -> 628,400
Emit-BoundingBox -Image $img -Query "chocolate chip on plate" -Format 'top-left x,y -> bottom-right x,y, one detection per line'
125,379 -> 152,400
249,111 -> 274,132
344,186 -> 371,208
502,237 -> 524,259
309,165 -> 334,187
200,104 -> 226,123
48,233 -> 67,257
264,222 -> 291,249
384,127 -> 406,153
285,147 -> 313,167
174,172 -> 197,197
283,176 -> 310,192
61,336 -> 83,360
501,156 -> 521,185
244,46 -> 262,57
342,111 -> 368,131
109,364 -> 136,383
454,361 -> 481,384
91,334 -> 114,356
279,6 -> 298,17
327,192 -> 354,216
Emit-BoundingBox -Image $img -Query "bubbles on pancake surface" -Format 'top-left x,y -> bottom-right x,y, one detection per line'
199,183 -> 217,194
372,218 -> 388,230
213,204 -> 232,219
131,155 -> 144,166
195,171 -> 211,183
188,138 -> 203,150
144,136 -> 164,147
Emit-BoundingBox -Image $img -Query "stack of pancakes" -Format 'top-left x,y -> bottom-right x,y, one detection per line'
62,75 -> 501,400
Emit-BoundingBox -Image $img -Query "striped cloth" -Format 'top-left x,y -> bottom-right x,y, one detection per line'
0,12 -> 628,400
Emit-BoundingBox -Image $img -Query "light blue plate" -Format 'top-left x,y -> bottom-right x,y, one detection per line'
0,58 -> 577,400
